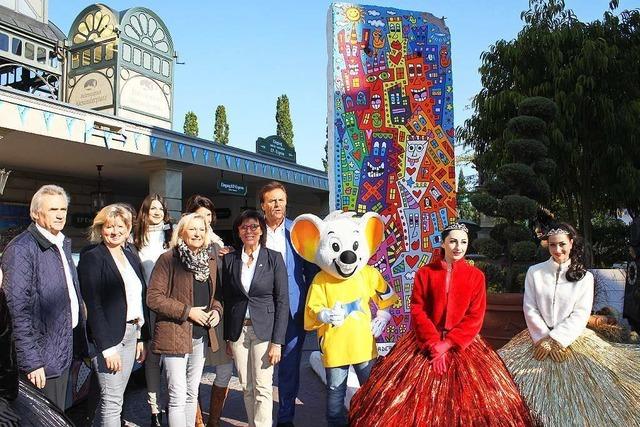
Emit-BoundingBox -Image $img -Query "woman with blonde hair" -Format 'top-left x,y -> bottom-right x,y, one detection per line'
78,204 -> 149,426
184,194 -> 234,427
147,213 -> 223,427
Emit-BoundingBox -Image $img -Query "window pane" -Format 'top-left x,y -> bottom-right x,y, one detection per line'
11,37 -> 22,55
50,54 -> 59,68
152,56 -> 160,73
25,42 -> 35,59
71,52 -> 79,69
0,33 -> 8,51
94,46 -> 102,63
82,49 -> 90,66
133,47 -> 141,65
37,47 -> 46,63
105,42 -> 114,60
143,51 -> 151,69
122,43 -> 131,62
161,60 -> 169,77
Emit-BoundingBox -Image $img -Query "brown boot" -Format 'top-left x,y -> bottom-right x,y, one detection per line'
206,385 -> 229,427
195,402 -> 205,427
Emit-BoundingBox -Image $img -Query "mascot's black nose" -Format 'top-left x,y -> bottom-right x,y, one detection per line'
340,250 -> 357,264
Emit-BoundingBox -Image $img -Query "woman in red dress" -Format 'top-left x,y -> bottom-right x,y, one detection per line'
349,223 -> 534,427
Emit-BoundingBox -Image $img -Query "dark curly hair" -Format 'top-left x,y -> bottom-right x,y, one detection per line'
547,222 -> 586,282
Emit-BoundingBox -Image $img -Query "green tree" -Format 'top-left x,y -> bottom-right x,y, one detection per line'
276,94 -> 294,147
470,96 -> 557,291
460,0 -> 640,265
214,105 -> 229,145
456,170 -> 479,222
183,111 -> 198,137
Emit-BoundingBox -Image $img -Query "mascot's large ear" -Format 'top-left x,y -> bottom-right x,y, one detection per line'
290,214 -> 322,263
361,212 -> 384,256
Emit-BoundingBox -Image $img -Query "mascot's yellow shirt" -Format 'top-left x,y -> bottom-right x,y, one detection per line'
304,265 -> 398,368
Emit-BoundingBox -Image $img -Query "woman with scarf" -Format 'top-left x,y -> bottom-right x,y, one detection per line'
184,195 -> 234,427
147,213 -> 223,427
349,223 -> 533,427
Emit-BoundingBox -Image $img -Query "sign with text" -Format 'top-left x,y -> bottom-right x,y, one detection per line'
256,135 -> 296,163
217,180 -> 247,196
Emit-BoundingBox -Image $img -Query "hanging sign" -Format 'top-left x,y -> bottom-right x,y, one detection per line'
256,135 -> 296,163
217,180 -> 247,196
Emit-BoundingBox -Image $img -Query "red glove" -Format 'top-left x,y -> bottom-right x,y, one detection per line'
431,353 -> 448,375
430,339 -> 453,358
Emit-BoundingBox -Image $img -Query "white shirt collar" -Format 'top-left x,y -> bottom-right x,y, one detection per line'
35,223 -> 65,246
241,244 -> 261,263
547,257 -> 571,271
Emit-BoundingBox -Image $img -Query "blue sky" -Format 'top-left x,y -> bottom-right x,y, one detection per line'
49,1 -> 618,171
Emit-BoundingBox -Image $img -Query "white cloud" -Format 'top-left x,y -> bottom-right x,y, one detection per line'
367,10 -> 380,16
387,10 -> 396,15
368,19 -> 384,27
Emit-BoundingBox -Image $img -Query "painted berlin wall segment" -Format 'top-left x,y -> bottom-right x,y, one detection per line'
328,3 -> 456,350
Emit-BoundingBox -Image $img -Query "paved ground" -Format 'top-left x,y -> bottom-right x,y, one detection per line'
71,335 -> 328,427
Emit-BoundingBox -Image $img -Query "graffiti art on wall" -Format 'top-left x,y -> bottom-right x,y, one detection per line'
328,3 -> 456,348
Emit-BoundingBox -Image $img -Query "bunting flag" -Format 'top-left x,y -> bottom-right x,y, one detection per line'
84,121 -> 94,142
42,111 -> 54,131
164,139 -> 172,155
203,150 -> 210,163
191,146 -> 199,161
66,117 -> 75,137
178,143 -> 185,158
103,131 -> 112,149
214,152 -> 221,165
17,105 -> 29,125
133,133 -> 141,150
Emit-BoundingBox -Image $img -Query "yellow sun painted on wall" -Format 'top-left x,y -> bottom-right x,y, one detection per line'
345,7 -> 362,22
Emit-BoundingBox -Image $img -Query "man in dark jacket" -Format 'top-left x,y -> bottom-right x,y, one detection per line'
1,184 -> 86,411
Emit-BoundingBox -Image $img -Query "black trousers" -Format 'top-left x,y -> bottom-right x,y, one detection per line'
40,368 -> 69,411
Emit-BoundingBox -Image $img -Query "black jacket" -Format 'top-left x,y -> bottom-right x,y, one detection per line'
78,243 -> 150,353
220,247 -> 289,344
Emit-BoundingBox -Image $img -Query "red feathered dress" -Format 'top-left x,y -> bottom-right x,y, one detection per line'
349,259 -> 534,427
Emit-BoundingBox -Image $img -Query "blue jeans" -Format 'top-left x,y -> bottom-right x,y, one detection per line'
325,359 -> 375,427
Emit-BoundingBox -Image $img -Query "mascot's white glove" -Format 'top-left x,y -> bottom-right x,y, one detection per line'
318,302 -> 346,327
371,309 -> 392,338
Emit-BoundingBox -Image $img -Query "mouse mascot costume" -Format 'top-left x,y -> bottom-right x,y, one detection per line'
290,211 -> 398,427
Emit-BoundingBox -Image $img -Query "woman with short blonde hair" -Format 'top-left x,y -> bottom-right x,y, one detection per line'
88,204 -> 132,243
79,204 -> 149,426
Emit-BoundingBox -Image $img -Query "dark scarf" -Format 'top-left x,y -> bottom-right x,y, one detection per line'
177,241 -> 210,282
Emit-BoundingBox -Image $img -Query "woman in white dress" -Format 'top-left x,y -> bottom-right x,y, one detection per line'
499,222 -> 640,427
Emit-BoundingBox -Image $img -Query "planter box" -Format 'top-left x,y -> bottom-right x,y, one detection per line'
481,292 -> 526,350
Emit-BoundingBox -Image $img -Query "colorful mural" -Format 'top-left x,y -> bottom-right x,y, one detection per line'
328,3 -> 456,349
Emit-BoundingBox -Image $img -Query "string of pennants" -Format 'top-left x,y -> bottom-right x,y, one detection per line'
2,101 -> 327,190
147,135 -> 327,189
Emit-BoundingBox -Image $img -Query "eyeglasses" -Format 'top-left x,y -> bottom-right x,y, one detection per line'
239,224 -> 260,232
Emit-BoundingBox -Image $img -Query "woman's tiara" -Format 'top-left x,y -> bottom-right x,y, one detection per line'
443,223 -> 469,234
546,228 -> 570,237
